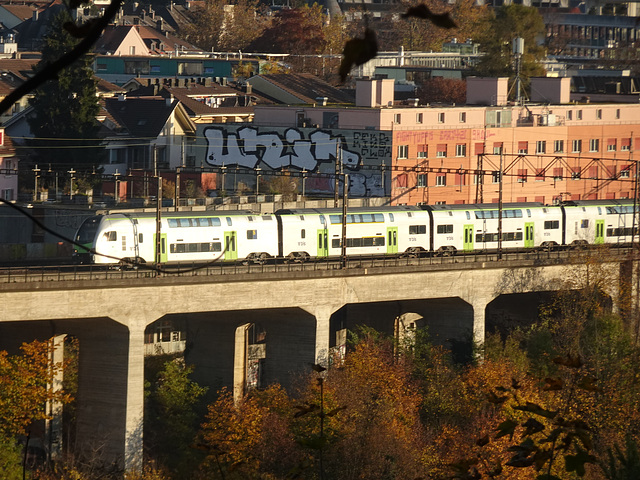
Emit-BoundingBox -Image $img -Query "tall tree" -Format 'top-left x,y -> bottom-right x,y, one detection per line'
181,0 -> 269,53
27,9 -> 104,171
400,0 -> 491,52
474,5 -> 547,98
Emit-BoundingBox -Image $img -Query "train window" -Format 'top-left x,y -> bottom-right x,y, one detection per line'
466,211 -> 470,220
168,219 -> 178,228
332,238 -> 341,248
436,224 -> 454,234
248,216 -> 254,221
226,217 -> 232,226
374,214 -> 383,222
408,212 -> 413,217
138,233 -> 143,243
188,243 -> 198,252
104,231 -> 117,241
544,220 -> 560,229
212,242 -> 222,252
301,229 -> 306,239
598,207 -> 602,215
178,219 -> 191,227
263,215 -> 273,221
122,236 -> 126,251
319,215 -> 326,225
389,213 -> 395,222
526,209 -> 531,217
581,219 -> 589,228
200,243 -> 211,252
247,230 -> 258,239
409,225 -> 427,234
299,215 -> 304,220
329,215 -> 341,224
362,214 -> 373,222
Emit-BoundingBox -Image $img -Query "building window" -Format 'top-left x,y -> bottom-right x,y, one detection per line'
616,109 -> 621,119
129,46 -> 136,55
417,145 -> 427,158
438,112 -> 445,123
621,138 -> 631,151
554,140 -> 564,153
553,167 -> 563,180
608,139 -> 617,151
518,169 -> 527,183
396,173 -> 408,188
417,174 -> 427,187
436,174 -> 446,186
398,145 -> 408,159
518,141 -> 528,154
536,141 -> 546,154
596,109 -> 602,119
456,144 -> 466,157
572,139 -> 582,153
567,110 -> 573,120
577,110 -> 583,120
492,171 -> 501,183
493,142 -> 503,154
394,113 -> 401,124
571,169 -> 581,180
620,167 -> 631,178
416,112 -> 423,124
459,112 -> 466,123
436,144 -> 447,157
589,139 -> 599,152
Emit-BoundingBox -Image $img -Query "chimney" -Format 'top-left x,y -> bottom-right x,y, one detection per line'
166,94 -> 174,107
32,9 -> 38,21
156,19 -> 162,31
315,96 -> 328,106
118,93 -> 126,101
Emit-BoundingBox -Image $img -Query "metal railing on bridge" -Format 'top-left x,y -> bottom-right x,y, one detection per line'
0,247 -> 635,285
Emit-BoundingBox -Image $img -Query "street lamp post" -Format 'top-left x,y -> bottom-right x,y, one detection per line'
341,173 -> 349,269
114,170 -> 121,204
255,167 -> 262,195
68,168 -> 76,201
32,164 -> 40,202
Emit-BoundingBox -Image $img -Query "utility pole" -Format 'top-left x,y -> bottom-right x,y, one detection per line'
155,176 -> 163,268
334,142 -> 341,207
341,173 -> 349,269
114,170 -> 121,204
498,151 -> 504,259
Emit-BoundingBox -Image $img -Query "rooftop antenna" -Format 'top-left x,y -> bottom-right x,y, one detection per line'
512,37 -> 527,105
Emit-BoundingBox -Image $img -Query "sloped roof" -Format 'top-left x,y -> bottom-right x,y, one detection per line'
102,96 -> 194,138
96,77 -> 126,96
2,4 -> 37,22
248,73 -> 354,104
136,24 -> 200,53
94,24 -> 134,54
12,0 -> 65,50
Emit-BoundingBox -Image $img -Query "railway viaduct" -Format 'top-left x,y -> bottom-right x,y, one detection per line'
0,254 -> 635,472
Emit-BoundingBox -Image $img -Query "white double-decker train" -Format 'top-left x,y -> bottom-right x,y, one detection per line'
72,200 -> 638,265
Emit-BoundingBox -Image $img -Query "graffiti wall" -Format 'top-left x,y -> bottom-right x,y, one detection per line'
197,125 -> 392,197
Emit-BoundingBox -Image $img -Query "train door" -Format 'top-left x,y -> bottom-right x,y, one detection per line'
317,229 -> 328,257
224,231 -> 238,260
595,220 -> 605,244
463,224 -> 474,252
153,233 -> 168,263
387,227 -> 398,254
524,222 -> 534,248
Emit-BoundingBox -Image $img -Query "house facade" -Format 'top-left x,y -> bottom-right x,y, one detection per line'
0,128 -> 18,201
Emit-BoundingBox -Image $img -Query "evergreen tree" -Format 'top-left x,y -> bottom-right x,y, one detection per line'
27,9 -> 104,171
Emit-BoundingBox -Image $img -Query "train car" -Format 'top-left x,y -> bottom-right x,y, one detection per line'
561,200 -> 638,247
276,206 -> 432,261
73,211 -> 279,265
426,203 -> 565,254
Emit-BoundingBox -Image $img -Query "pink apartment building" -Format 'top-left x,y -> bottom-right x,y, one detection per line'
251,77 -> 640,205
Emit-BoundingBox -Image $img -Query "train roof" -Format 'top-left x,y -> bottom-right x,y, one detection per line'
425,202 -> 547,212
561,199 -> 636,207
97,210 -> 261,219
275,206 -> 427,216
